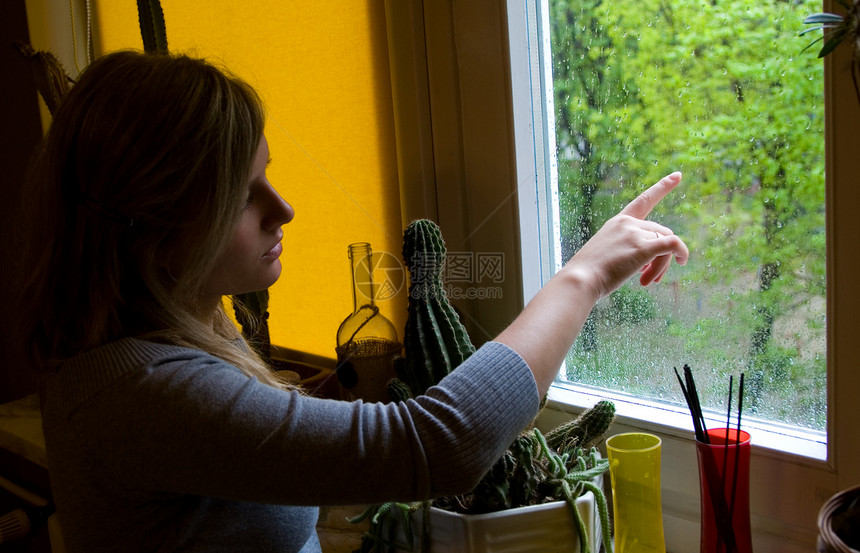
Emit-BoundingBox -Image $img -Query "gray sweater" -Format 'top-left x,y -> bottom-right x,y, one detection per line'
42,338 -> 539,552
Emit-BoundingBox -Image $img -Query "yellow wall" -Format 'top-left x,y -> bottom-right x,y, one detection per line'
92,1 -> 407,360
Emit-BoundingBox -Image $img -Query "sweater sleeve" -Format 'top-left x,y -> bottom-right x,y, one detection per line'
44,339 -> 541,507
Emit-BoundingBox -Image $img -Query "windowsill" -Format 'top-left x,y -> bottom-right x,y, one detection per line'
545,381 -> 829,464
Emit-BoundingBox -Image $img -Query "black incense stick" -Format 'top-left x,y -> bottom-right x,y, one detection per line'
722,374 -> 734,524
675,365 -> 707,442
735,373 -> 745,445
674,366 -> 698,440
725,375 -> 734,437
729,372 -> 745,536
684,364 -> 709,443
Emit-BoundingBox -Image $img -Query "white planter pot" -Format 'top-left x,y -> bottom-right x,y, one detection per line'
408,490 -> 601,553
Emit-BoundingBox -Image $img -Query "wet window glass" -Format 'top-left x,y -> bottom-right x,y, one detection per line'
548,0 -> 826,430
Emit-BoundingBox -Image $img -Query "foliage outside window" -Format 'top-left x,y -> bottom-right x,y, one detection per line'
548,0 -> 826,431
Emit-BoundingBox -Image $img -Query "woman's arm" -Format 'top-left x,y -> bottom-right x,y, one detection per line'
495,172 -> 689,396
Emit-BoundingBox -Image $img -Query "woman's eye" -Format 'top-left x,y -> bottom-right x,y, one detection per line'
243,193 -> 255,209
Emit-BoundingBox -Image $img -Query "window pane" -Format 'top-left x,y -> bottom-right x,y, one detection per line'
548,0 -> 826,431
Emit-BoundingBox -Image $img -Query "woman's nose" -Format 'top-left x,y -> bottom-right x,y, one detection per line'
263,183 -> 294,229
280,198 -> 295,225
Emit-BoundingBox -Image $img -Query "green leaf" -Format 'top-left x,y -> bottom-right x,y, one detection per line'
800,35 -> 826,55
798,26 -> 833,38
819,29 -> 850,57
803,13 -> 844,25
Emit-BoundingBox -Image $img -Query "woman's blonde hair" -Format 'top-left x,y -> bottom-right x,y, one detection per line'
20,50 -> 289,389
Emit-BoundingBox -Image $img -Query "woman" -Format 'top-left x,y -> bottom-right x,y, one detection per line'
19,50 -> 688,552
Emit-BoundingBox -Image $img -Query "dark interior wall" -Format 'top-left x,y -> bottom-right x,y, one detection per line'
1,0 -> 45,402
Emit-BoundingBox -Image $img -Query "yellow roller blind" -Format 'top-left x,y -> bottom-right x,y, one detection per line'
94,1 -> 406,360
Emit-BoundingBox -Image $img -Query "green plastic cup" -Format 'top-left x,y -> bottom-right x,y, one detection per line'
607,432 -> 666,553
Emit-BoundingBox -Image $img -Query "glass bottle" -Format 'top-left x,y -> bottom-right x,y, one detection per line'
335,242 -> 401,402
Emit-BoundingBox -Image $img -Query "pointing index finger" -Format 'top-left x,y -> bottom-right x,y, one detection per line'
621,171 -> 682,220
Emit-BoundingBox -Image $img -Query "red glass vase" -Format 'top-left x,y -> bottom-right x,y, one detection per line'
696,428 -> 753,553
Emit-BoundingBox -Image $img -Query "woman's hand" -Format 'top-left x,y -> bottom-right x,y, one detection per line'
563,171 -> 689,300
495,171 -> 689,396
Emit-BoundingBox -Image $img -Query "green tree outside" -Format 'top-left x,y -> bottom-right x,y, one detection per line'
551,0 -> 826,429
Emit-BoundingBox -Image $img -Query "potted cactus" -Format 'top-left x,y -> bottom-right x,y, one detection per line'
351,220 -> 615,553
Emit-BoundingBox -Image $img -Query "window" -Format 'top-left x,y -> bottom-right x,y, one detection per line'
550,0 -> 827,436
547,0 -> 828,440
507,0 -> 860,550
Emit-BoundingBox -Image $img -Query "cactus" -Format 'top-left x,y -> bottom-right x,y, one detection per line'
17,0 -> 167,116
349,501 -> 424,553
456,433 -> 541,514
395,220 -> 476,397
14,43 -> 72,117
545,399 -> 616,455
532,435 -> 614,553
386,377 -> 413,403
432,426 -> 614,553
137,0 -> 169,53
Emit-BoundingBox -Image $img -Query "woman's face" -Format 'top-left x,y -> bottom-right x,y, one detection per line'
201,135 -> 294,302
